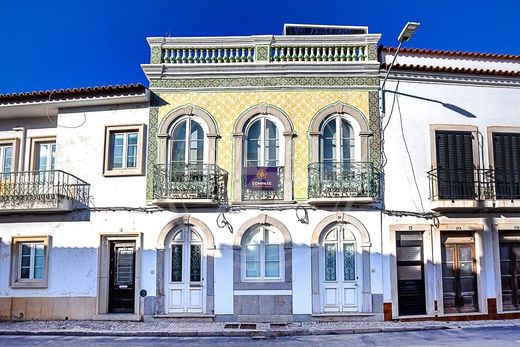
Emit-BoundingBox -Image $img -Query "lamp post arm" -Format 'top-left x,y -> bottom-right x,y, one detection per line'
381,39 -> 404,92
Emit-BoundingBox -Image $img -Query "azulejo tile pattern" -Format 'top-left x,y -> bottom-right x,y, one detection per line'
146,93 -> 160,200
149,77 -> 378,89
147,89 -> 377,201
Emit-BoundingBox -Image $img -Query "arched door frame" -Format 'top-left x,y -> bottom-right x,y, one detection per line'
311,212 -> 372,314
155,215 -> 216,315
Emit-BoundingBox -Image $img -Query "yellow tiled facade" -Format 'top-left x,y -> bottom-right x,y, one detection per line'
156,90 -> 370,200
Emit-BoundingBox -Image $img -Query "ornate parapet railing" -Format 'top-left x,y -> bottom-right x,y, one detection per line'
307,161 -> 380,201
242,166 -> 285,201
0,170 -> 90,212
153,163 -> 228,204
148,35 -> 379,65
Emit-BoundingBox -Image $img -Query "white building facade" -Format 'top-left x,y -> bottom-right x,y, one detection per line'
2,25 -> 520,323
381,47 -> 520,320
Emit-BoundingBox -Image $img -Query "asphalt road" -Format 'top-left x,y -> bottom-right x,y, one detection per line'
1,326 -> 520,346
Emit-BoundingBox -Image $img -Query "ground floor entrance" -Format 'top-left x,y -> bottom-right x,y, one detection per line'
108,241 -> 136,313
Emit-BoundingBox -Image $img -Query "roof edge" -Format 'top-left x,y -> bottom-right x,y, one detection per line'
380,46 -> 520,61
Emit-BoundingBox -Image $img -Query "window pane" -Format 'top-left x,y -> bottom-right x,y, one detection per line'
127,133 -> 138,145
38,144 -> 49,171
265,261 -> 280,278
246,245 -> 260,261
50,143 -> 56,171
246,120 -> 261,165
322,119 -> 336,162
3,146 -> 12,173
171,140 -> 186,164
265,244 -> 279,261
20,267 -> 30,279
112,134 -> 124,168
126,133 -> 138,168
190,244 -> 202,282
324,243 -> 337,281
34,267 -> 43,279
21,254 -> 30,267
246,261 -> 260,277
343,243 -> 356,281
171,244 -> 183,282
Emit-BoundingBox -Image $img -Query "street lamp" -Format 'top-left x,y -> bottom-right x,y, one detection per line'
381,22 -> 420,91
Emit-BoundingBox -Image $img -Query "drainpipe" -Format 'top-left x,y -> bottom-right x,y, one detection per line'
13,127 -> 26,171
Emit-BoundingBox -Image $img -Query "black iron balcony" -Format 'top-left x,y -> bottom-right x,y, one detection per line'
427,168 -> 494,201
494,169 -> 520,200
153,163 -> 228,206
0,170 -> 90,213
242,166 -> 285,201
307,161 -> 380,204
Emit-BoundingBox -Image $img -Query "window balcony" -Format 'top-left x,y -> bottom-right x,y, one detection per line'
307,161 -> 380,206
241,166 -> 285,202
152,163 -> 228,207
429,168 -> 520,210
0,170 -> 90,214
428,168 -> 495,210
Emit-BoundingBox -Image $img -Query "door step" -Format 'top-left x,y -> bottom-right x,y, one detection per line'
312,313 -> 377,322
153,314 -> 215,322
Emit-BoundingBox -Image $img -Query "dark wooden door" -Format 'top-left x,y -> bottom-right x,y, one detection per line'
396,232 -> 426,316
441,233 -> 478,313
108,241 -> 136,313
500,236 -> 520,311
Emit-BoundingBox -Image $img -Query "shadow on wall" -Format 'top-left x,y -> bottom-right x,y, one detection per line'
0,210 -> 91,223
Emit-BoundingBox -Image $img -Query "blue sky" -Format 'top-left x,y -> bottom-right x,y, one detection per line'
1,0 -> 518,93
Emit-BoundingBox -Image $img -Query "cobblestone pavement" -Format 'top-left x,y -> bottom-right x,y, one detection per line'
0,318 -> 519,337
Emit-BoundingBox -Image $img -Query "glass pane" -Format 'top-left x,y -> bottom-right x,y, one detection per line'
460,261 -> 473,277
190,121 -> 204,163
246,119 -> 261,165
397,265 -> 423,280
50,143 -> 56,171
34,267 -> 43,279
342,228 -> 355,241
20,267 -> 30,279
343,243 -> 356,281
3,146 -> 12,173
190,244 -> 201,282
115,247 -> 134,285
325,229 -> 337,241
265,228 -> 283,244
21,255 -> 30,267
324,243 -> 337,281
171,244 -> 183,282
443,246 -> 454,263
126,133 -> 138,168
341,119 -> 354,162
459,246 -> 472,262
322,119 -> 336,161
112,134 -> 124,168
265,244 -> 280,261
246,245 -> 260,261
397,247 -> 422,262
265,261 -> 280,278
21,244 -> 31,256
265,119 -> 279,166
38,144 -> 49,171
246,261 -> 260,277
245,229 -> 262,245
127,132 -> 138,145
171,140 -> 186,164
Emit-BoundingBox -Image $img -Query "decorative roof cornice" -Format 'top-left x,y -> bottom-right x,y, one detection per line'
0,83 -> 146,105
379,46 -> 520,61
381,63 -> 520,78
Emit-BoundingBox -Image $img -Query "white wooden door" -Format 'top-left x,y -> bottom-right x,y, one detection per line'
168,228 -> 205,313
321,225 -> 361,312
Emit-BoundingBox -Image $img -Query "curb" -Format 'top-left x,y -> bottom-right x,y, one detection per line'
0,325 -> 454,338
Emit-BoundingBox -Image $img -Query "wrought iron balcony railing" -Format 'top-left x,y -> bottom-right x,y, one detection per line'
242,166 -> 285,201
153,163 -> 228,203
494,169 -> 520,200
427,168 -> 495,201
307,161 -> 380,200
0,170 -> 90,206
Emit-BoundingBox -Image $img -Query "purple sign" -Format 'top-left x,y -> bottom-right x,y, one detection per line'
246,167 -> 278,191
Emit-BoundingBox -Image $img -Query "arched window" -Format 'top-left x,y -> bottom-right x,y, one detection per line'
169,116 -> 206,167
243,225 -> 284,280
245,115 -> 282,167
320,115 -> 356,164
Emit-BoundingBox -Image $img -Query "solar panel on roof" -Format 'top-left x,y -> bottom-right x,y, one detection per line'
283,24 -> 368,36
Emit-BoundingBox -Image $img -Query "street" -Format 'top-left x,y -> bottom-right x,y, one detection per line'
1,326 -> 520,346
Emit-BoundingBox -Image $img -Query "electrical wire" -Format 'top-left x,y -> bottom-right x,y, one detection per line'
45,91 -> 87,129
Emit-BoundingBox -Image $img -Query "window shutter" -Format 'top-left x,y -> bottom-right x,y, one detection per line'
435,131 -> 474,199
493,133 -> 520,199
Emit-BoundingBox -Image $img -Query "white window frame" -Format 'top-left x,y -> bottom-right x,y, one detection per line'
0,143 -> 13,173
104,124 -> 145,176
319,114 -> 361,163
244,114 -> 284,167
168,115 -> 209,165
242,226 -> 284,282
18,242 -> 45,281
10,235 -> 51,288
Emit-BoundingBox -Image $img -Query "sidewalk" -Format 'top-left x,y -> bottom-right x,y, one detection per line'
1,318 -> 519,338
